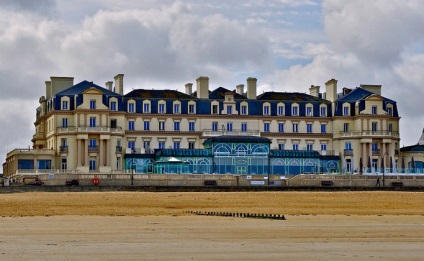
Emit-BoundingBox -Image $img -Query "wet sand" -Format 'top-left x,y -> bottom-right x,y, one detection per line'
0,191 -> 423,260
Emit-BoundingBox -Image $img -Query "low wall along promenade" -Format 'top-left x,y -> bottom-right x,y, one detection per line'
6,173 -> 424,189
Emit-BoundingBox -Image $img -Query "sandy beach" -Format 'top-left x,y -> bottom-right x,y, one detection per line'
1,191 -> 423,260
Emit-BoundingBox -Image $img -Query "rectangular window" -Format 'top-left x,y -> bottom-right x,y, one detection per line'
90,100 -> 96,109
278,143 -> 285,150
307,123 -> 312,133
388,123 -> 393,132
174,121 -> 180,131
110,119 -> 117,129
159,104 -> 165,114
62,118 -> 68,128
241,122 -> 247,132
89,159 -> 96,170
278,123 -> 284,133
144,121 -> 150,131
372,122 -> 378,132
293,144 -> 299,150
241,105 -> 247,115
143,103 -> 150,113
292,106 -> 298,116
227,122 -> 233,132
372,142 -> 378,151
264,122 -> 270,132
174,104 -> 180,114
158,141 -> 165,149
128,120 -> 135,130
320,107 -> 326,117
189,122 -> 195,131
306,107 -> 312,116
227,106 -> 232,115
188,142 -> 195,149
345,142 -> 352,151
212,105 -> 218,114
321,144 -> 327,151
212,122 -> 218,131
321,123 -> 326,133
372,106 -> 377,115
293,123 -> 298,133
278,106 -> 284,116
143,141 -> 150,149
128,141 -> 135,150
306,144 -> 313,151
387,107 -> 392,116
264,106 -> 270,116
89,117 -> 96,127
110,101 -> 117,111
159,121 -> 165,131
128,103 -> 135,113
189,104 -> 195,114
89,138 -> 96,148
62,100 -> 68,110
173,141 -> 180,149
343,123 -> 349,133
343,107 -> 349,116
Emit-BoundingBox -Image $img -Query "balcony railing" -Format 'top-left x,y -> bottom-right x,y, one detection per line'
116,146 -> 122,153
202,129 -> 260,137
344,149 -> 353,156
372,149 -> 380,155
60,146 -> 68,153
336,130 -> 399,139
395,150 -> 399,156
32,132 -> 44,140
88,146 -> 99,152
319,150 -> 336,156
57,126 -> 124,134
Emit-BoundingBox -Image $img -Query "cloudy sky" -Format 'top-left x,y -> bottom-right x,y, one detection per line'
1,0 -> 424,162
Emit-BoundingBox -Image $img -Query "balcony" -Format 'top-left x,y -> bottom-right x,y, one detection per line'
344,149 -> 353,156
57,126 -> 124,134
116,146 -> 123,153
202,129 -> 260,137
60,146 -> 68,153
336,130 -> 399,139
395,149 -> 399,156
319,150 -> 336,156
372,149 -> 380,156
88,146 -> 99,152
32,132 -> 45,140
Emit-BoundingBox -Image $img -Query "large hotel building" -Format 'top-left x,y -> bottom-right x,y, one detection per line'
3,74 -> 402,179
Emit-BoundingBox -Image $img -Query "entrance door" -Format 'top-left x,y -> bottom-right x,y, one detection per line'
236,166 -> 247,175
61,158 -> 67,172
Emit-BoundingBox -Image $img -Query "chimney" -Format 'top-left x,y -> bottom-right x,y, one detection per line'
114,74 -> 124,95
309,85 -> 320,97
325,79 -> 338,102
105,81 -> 113,91
185,83 -> 193,95
246,77 -> 257,99
45,81 -> 52,100
196,76 -> 209,99
50,77 -> 74,97
360,84 -> 382,95
236,84 -> 244,95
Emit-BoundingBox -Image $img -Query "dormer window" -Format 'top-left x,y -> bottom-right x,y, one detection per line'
90,100 -> 96,109
292,106 -> 299,116
320,107 -> 327,117
62,100 -> 68,110
277,105 -> 284,116
387,107 -> 392,116
158,103 -> 165,114
372,106 -> 377,115
306,106 -> 312,116
263,105 -> 270,116
110,101 -> 117,111
173,103 -> 180,114
227,105 -> 232,115
143,102 -> 150,113
343,106 -> 349,116
189,104 -> 195,114
128,103 -> 135,113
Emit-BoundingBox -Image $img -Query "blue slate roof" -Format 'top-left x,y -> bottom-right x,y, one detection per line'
257,92 -> 328,102
55,80 -> 119,96
209,87 -> 247,100
400,145 -> 424,152
336,87 -> 395,103
125,89 -> 195,99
